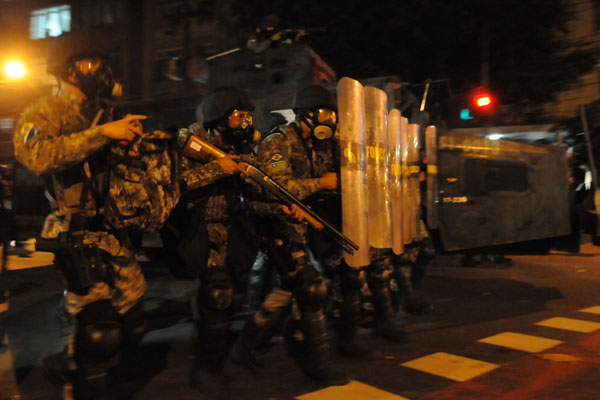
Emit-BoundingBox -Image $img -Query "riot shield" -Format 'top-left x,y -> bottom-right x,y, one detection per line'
400,116 -> 411,244
407,123 -> 421,242
425,125 -> 438,229
338,77 -> 370,267
388,109 -> 404,255
364,86 -> 392,249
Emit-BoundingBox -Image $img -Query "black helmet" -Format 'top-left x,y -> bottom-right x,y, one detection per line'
46,32 -> 119,99
46,32 -> 112,78
198,87 -> 255,127
292,85 -> 336,112
260,14 -> 279,33
259,111 -> 287,134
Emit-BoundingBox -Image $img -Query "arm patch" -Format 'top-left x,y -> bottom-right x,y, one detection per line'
20,123 -> 38,143
268,152 -> 287,173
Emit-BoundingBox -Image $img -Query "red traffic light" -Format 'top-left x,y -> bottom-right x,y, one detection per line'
475,95 -> 491,107
470,87 -> 496,115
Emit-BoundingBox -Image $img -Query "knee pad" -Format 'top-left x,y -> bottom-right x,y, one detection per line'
75,320 -> 122,360
367,266 -> 390,290
198,266 -> 233,311
294,277 -> 328,312
340,266 -> 365,294
293,259 -> 320,285
290,248 -> 312,273
418,240 -> 436,263
120,302 -> 148,346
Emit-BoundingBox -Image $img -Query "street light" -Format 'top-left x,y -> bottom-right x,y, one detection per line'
2,60 -> 27,81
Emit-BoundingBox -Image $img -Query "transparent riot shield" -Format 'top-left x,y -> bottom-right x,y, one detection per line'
425,125 -> 438,230
388,109 -> 404,255
400,116 -> 411,244
338,77 -> 370,267
407,123 -> 421,242
364,86 -> 392,249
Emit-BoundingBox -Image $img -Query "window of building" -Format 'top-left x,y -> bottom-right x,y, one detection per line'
30,5 -> 71,40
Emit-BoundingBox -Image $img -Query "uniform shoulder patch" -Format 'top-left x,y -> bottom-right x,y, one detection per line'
20,123 -> 38,143
268,151 -> 287,173
269,152 -> 285,163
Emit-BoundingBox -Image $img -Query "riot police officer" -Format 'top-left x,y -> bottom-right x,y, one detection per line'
177,86 -> 309,393
13,33 -> 148,399
230,84 -> 348,384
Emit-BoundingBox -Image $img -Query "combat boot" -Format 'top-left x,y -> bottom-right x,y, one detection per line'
405,294 -> 433,315
190,308 -> 231,396
334,291 -> 373,359
374,317 -> 407,343
293,310 -> 348,385
188,361 -> 230,400
229,317 -> 263,371
335,327 -> 374,358
367,268 -> 407,343
41,352 -> 75,400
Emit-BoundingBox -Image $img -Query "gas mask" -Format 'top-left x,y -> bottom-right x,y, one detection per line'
219,109 -> 260,149
69,57 -> 122,100
300,108 -> 337,141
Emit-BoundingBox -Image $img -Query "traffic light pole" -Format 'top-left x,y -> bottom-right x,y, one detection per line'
480,19 -> 490,88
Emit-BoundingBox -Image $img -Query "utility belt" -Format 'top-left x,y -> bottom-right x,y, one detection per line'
36,227 -> 115,295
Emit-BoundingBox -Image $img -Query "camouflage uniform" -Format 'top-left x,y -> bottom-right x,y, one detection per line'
259,122 -> 404,355
179,123 -> 277,373
236,122 -> 344,380
13,87 -> 147,397
13,87 -> 146,315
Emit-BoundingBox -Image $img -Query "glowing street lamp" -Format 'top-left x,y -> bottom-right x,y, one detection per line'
3,60 -> 27,80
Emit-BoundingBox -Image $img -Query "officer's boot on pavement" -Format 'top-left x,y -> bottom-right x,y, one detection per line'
41,351 -> 75,400
335,291 -> 372,358
190,312 -> 230,397
394,265 -> 432,316
368,269 -> 407,343
295,309 -> 348,386
230,306 -> 288,370
73,363 -> 112,400
229,316 -> 263,371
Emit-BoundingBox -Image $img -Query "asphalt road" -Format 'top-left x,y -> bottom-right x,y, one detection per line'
2,239 -> 600,400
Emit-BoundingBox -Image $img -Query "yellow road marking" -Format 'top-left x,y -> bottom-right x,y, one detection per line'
535,317 -> 600,333
579,306 -> 600,315
296,380 -> 410,400
401,352 -> 498,382
478,332 -> 563,353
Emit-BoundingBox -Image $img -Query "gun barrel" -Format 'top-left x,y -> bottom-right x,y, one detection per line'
246,165 -> 359,254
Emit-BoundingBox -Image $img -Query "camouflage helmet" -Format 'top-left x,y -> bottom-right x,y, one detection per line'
46,32 -> 112,78
197,87 -> 255,127
292,85 -> 337,112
